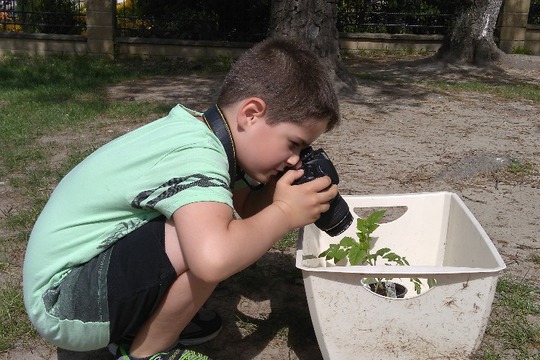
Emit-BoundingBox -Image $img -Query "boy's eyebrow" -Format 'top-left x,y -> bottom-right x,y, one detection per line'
294,137 -> 309,147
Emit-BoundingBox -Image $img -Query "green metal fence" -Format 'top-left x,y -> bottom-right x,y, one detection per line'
529,0 -> 540,25
115,0 -> 452,41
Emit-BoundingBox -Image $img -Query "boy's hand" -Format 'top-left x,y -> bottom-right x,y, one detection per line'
272,169 -> 338,230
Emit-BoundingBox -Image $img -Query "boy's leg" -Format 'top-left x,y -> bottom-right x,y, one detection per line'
107,216 -> 218,358
128,269 -> 218,357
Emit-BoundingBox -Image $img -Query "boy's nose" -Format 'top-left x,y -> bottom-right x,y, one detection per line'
286,153 -> 301,167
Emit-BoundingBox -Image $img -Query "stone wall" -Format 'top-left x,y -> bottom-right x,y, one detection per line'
114,38 -> 252,60
498,0 -> 532,52
525,25 -> 540,54
0,32 -> 86,56
339,33 -> 444,53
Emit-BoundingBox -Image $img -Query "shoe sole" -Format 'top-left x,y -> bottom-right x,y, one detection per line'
177,324 -> 223,346
107,324 -> 222,354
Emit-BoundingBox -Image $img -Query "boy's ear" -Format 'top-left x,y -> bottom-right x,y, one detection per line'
237,98 -> 267,128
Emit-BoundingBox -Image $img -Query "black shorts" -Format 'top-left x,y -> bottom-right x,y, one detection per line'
107,215 -> 177,344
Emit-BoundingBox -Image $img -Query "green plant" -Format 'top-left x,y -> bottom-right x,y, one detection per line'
512,46 -> 532,55
319,209 -> 435,296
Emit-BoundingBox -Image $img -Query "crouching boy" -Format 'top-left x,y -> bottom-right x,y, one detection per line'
23,37 -> 340,360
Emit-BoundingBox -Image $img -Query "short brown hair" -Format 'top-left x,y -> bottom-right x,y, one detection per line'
217,37 -> 340,131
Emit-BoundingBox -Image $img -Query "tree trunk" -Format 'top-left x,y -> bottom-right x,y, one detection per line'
437,0 -> 504,66
269,0 -> 356,93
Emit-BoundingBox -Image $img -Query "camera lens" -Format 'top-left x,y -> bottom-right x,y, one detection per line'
315,194 -> 353,236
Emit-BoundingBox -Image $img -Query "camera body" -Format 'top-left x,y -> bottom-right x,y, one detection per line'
294,147 -> 353,236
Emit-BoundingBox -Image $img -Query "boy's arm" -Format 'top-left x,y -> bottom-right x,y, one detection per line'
172,169 -> 336,283
232,178 -> 277,219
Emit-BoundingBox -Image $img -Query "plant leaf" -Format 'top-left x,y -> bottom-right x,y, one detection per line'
339,236 -> 356,247
412,278 -> 422,294
348,246 -> 367,265
319,249 -> 329,258
333,248 -> 347,263
374,247 -> 391,257
319,243 -> 340,259
366,209 -> 386,224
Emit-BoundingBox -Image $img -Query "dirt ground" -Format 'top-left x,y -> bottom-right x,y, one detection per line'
3,53 -> 539,360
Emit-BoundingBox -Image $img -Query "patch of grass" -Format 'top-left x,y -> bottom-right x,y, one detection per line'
512,47 -> 533,55
507,158 -> 530,174
0,282 -> 36,352
273,229 -> 298,251
235,315 -> 259,337
0,55 -> 195,93
490,157 -> 539,187
198,55 -> 234,73
276,325 -> 289,339
430,81 -> 540,103
476,276 -> 540,359
475,349 -> 500,360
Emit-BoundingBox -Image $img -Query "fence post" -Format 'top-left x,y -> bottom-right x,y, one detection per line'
498,0 -> 531,52
86,0 -> 115,57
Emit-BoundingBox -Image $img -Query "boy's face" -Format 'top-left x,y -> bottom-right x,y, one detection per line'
237,116 -> 328,184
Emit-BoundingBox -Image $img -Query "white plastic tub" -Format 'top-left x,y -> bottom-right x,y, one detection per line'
296,192 -> 506,360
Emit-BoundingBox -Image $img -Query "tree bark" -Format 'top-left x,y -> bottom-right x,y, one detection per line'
269,0 -> 356,94
437,0 -> 505,66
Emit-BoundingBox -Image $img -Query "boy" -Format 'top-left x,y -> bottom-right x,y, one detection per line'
23,37 -> 340,360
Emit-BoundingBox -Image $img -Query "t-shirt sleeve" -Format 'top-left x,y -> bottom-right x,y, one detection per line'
128,139 -> 233,218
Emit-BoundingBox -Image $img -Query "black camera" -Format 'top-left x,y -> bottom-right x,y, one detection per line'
293,147 -> 353,236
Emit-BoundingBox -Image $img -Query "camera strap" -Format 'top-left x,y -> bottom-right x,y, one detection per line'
202,104 -> 265,191
202,104 -> 239,189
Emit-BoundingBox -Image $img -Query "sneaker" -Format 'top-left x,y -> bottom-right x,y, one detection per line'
108,309 -> 222,354
177,308 -> 222,346
116,344 -> 212,360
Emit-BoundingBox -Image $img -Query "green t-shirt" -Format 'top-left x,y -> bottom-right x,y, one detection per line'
23,104 -> 233,350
